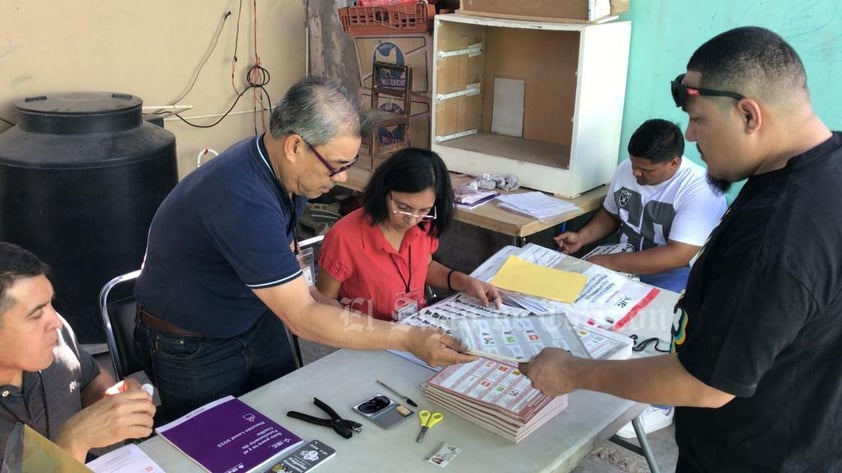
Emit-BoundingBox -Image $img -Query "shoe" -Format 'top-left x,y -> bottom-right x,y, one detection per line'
616,404 -> 673,439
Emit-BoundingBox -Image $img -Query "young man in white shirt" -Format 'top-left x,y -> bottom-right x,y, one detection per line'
555,119 -> 727,293
554,119 -> 727,437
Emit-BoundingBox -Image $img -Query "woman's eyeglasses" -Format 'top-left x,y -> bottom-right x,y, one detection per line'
671,73 -> 744,109
390,196 -> 437,221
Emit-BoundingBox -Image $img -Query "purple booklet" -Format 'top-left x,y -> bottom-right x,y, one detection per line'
156,395 -> 302,473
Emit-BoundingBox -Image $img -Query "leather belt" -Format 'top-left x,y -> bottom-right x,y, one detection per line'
138,308 -> 205,338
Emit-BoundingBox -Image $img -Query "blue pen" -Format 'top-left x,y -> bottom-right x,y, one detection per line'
559,222 -> 567,233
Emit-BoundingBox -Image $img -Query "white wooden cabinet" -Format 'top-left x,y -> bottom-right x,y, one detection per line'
431,14 -> 631,198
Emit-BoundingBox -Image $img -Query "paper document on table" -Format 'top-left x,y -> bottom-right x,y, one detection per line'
490,255 -> 587,303
496,192 -> 580,220
472,244 -> 660,330
582,242 -> 635,259
87,443 -> 166,473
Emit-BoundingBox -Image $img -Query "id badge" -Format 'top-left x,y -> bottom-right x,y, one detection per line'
393,287 -> 422,322
296,247 -> 315,287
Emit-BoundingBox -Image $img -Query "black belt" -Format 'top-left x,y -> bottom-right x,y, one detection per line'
138,308 -> 205,338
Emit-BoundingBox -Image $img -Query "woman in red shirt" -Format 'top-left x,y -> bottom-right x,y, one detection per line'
317,148 -> 501,321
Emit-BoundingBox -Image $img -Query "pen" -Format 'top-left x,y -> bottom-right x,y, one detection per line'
376,380 -> 418,407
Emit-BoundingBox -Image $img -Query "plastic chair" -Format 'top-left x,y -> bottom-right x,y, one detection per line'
98,269 -> 144,380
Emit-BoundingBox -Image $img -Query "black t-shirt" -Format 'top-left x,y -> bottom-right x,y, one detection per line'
673,133 -> 842,473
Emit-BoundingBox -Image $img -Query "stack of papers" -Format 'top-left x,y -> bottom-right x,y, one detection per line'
454,187 -> 500,209
424,358 -> 568,443
496,192 -> 580,220
470,244 -> 660,330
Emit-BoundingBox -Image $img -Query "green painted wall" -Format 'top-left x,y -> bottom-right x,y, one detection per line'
617,0 -> 842,200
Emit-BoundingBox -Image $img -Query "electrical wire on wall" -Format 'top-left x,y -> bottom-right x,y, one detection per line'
170,0 -> 273,133
228,0 -> 273,135
167,10 -> 233,107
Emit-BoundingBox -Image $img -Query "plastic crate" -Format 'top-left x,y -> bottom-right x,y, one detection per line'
356,0 -> 418,6
338,2 -> 435,35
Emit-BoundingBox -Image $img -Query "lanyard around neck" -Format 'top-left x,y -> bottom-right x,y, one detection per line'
388,246 -> 412,294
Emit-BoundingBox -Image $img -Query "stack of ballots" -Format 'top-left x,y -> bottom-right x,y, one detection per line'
424,358 -> 568,443
495,191 -> 579,220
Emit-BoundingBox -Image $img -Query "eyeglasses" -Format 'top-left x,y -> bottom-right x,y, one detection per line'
671,73 -> 744,108
304,139 -> 359,177
357,395 -> 392,415
390,196 -> 437,221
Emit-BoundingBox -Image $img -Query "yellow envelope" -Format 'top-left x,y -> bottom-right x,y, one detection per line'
490,255 -> 588,303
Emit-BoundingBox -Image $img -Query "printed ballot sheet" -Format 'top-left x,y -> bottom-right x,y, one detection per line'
395,294 -> 632,365
449,314 -> 591,362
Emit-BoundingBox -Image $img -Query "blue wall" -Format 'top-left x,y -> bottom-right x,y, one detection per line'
617,0 -> 842,200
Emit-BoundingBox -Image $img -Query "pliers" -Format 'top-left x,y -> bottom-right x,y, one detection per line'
287,397 -> 363,439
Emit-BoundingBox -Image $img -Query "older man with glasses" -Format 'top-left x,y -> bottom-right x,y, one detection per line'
135,77 -> 477,422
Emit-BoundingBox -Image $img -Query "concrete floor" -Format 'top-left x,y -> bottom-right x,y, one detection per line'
297,340 -> 678,473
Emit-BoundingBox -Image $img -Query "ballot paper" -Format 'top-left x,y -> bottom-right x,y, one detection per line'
392,293 -> 632,367
449,314 -> 591,362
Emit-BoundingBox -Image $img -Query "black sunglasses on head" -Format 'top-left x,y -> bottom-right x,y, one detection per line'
671,73 -> 745,108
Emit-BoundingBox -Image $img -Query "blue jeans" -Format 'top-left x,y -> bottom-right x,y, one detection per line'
639,266 -> 691,293
134,311 -> 297,423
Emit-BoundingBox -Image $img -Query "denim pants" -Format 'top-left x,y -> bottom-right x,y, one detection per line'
134,311 -> 297,423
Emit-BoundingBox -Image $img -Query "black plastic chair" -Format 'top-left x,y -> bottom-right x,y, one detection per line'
98,269 -> 144,380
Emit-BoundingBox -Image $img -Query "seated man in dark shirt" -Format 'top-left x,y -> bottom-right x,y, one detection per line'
0,242 -> 155,464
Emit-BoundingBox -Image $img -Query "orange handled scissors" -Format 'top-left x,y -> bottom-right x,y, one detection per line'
416,409 -> 444,443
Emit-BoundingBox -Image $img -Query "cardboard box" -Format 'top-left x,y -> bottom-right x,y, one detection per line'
360,89 -> 431,150
459,0 -> 629,23
354,33 -> 433,93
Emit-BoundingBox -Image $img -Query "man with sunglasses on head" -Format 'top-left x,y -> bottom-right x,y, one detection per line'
555,119 -> 726,295
135,77 -> 476,422
521,27 -> 841,472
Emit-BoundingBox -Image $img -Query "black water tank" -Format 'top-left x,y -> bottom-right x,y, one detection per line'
0,92 -> 177,344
